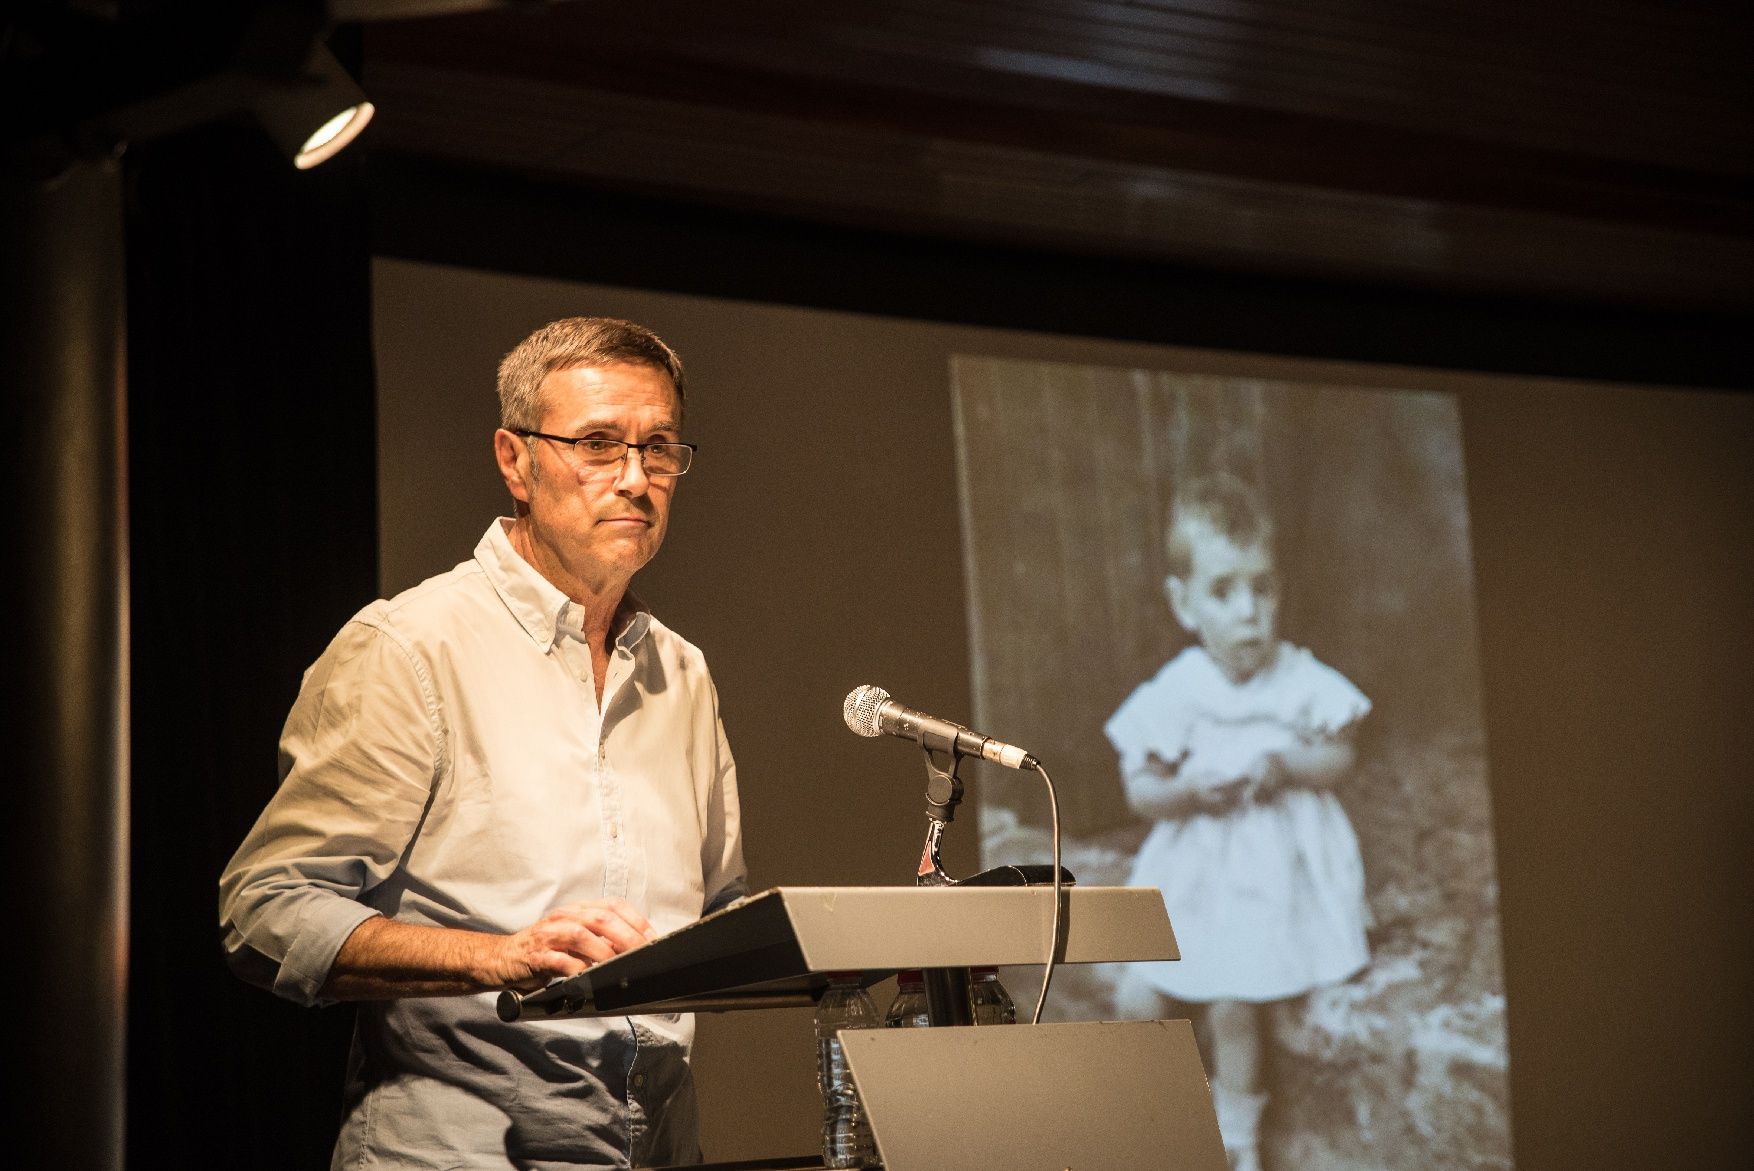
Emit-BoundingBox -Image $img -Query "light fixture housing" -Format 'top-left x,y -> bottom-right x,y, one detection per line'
251,41 -> 375,170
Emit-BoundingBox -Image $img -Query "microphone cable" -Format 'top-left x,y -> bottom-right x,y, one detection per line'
1027,758 -> 1064,1026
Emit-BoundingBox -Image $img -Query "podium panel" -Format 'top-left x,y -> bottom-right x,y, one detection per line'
843,1019 -> 1226,1171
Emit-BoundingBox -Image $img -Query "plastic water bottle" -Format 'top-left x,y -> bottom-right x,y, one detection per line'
815,972 -> 881,1168
884,970 -> 929,1029
969,966 -> 1017,1025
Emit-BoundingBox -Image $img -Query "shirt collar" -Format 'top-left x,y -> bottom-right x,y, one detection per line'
476,518 -> 654,652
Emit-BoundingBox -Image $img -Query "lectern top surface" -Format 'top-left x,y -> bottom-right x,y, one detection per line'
501,884 -> 1175,1020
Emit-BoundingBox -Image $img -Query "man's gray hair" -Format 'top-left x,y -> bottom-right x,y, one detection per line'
496,317 -> 686,431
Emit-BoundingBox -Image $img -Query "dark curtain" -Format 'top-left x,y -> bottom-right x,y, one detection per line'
124,117 -> 375,1169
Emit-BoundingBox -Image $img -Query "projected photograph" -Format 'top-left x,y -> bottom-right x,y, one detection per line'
954,356 -> 1511,1171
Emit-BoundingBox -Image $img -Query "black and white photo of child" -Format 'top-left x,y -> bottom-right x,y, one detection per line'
952,356 -> 1510,1171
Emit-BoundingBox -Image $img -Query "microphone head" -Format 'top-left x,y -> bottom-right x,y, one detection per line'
843,685 -> 890,737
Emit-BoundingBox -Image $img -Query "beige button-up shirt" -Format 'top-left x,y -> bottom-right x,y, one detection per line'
220,518 -> 746,1168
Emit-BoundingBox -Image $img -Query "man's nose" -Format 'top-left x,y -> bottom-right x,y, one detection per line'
612,449 -> 652,495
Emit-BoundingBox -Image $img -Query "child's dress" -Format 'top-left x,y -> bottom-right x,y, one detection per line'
1105,641 -> 1372,1003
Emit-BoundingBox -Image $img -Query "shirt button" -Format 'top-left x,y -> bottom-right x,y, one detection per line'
608,822 -> 622,839
630,1072 -> 646,1089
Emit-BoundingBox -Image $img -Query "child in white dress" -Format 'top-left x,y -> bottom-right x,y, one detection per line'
1106,473 -> 1371,1171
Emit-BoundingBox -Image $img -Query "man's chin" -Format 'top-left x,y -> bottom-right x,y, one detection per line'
604,533 -> 663,569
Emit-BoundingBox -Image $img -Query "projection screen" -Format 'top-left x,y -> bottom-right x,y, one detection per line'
371,256 -> 1557,1169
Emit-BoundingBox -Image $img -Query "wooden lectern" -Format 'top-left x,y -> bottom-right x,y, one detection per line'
498,885 -> 1226,1171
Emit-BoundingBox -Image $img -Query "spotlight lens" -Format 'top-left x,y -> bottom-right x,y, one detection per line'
294,102 -> 375,170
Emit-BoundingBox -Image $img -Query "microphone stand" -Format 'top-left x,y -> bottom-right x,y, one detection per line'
908,741 -> 1078,1028
913,745 -> 974,1025
909,741 -> 1076,891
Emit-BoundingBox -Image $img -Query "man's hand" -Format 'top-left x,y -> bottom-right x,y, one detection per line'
492,898 -> 659,991
320,898 -> 660,1001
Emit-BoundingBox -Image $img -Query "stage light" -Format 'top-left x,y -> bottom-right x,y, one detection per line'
251,41 -> 375,170
296,103 -> 375,167
46,8 -> 377,175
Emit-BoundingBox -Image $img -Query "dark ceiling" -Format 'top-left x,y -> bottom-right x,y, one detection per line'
356,0 -> 1753,315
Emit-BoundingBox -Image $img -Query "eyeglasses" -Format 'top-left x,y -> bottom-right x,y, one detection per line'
515,430 -> 697,476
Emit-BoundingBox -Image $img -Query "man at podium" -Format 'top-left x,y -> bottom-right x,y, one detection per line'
219,316 -> 748,1169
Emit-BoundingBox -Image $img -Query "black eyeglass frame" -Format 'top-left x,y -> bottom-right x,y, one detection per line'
513,429 -> 698,476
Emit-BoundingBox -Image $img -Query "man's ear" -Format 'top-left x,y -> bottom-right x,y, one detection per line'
1164,574 -> 1195,634
493,429 -> 533,506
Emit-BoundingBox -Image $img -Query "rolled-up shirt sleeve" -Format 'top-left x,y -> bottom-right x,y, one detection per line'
219,614 -> 443,1007
700,679 -> 747,916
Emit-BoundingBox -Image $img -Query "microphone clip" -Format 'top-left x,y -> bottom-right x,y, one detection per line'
915,743 -> 965,886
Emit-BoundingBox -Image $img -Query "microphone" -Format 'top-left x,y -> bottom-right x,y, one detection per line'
842,685 -> 1039,770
